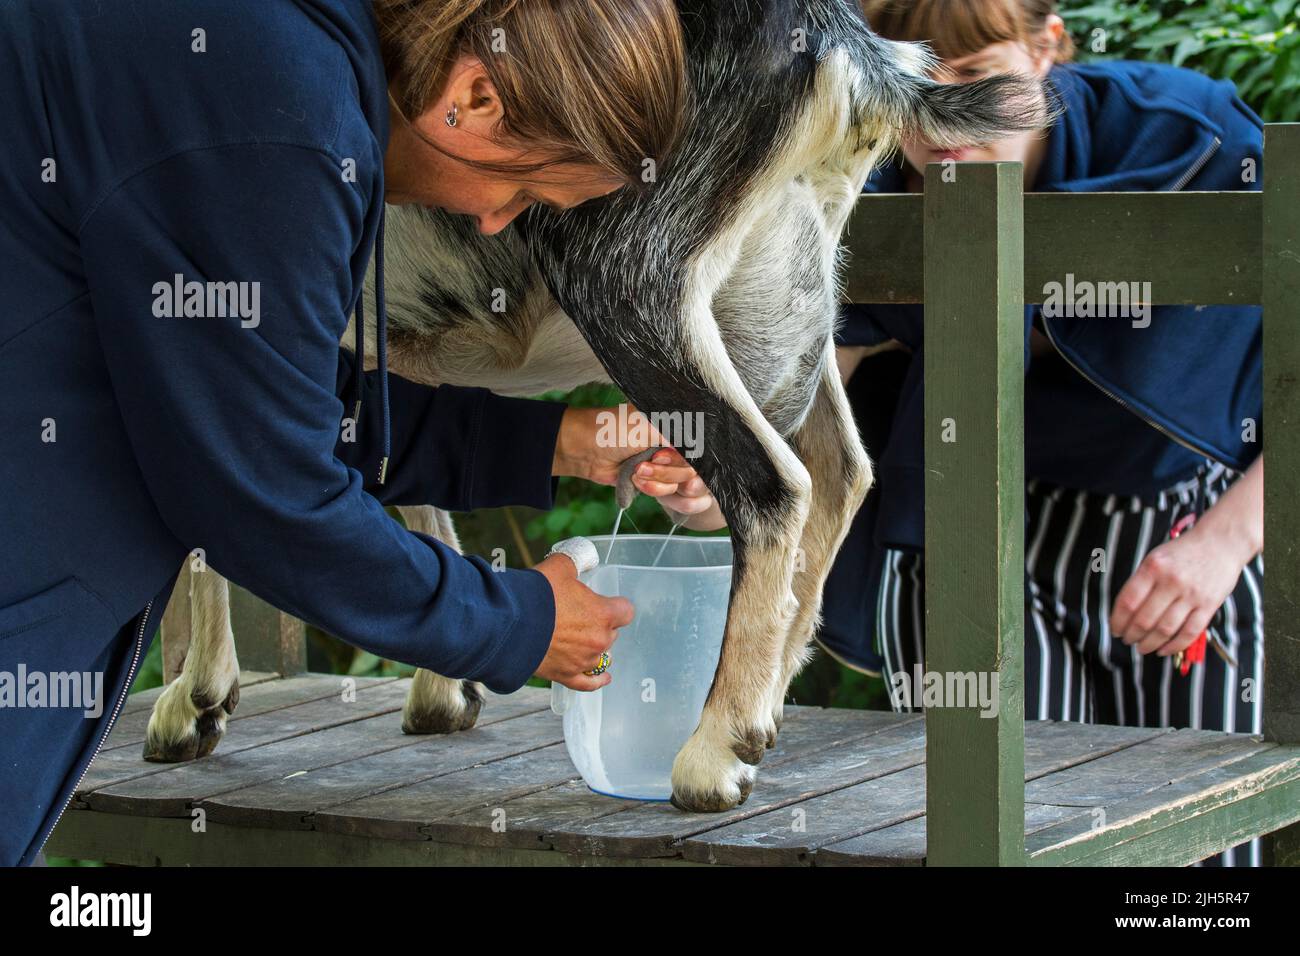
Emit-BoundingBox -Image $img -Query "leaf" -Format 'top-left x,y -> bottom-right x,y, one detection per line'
1172,35 -> 1208,64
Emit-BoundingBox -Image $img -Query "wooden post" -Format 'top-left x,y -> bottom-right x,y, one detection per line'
229,586 -> 308,676
924,162 -> 1026,865
1262,123 -> 1300,865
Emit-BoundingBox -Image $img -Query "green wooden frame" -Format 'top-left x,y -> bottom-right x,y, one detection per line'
843,123 -> 1299,865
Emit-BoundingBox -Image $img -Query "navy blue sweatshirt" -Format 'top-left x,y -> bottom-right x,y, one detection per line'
0,0 -> 564,865
820,60 -> 1265,674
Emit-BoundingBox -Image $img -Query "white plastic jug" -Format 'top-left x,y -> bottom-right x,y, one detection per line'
550,533 -> 733,800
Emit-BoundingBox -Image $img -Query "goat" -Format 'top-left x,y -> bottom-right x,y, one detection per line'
144,0 -> 1046,811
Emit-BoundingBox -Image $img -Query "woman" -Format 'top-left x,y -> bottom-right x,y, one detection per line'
824,0 -> 1265,864
0,0 -> 719,866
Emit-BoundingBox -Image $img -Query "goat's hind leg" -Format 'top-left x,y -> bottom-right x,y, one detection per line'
769,355 -> 873,731
398,505 -> 487,734
592,327 -> 811,811
671,397 -> 810,811
144,562 -> 241,762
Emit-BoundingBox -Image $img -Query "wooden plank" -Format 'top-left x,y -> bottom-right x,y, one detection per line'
1027,749 -> 1300,866
816,802 -> 1087,867
106,674 -> 397,751
535,715 -> 926,859
313,740 -> 580,841
1024,729 -> 1275,806
201,706 -> 565,830
318,707 -> 920,848
80,679 -> 418,812
207,701 -> 846,835
46,812 -> 709,867
123,669 -> 279,715
451,707 -> 918,855
843,192 -> 1261,305
78,683 -> 550,815
812,723 -> 1168,865
683,720 -> 1165,866
1262,124 -> 1300,748
923,160 -> 1025,866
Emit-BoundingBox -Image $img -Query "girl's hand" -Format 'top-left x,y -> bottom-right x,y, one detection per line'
1111,457 -> 1263,658
553,405 -> 726,531
627,447 -> 723,528
1108,524 -> 1247,657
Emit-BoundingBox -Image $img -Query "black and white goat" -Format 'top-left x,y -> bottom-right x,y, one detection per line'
146,0 -> 1046,811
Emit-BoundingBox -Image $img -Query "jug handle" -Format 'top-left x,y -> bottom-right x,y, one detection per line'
546,535 -> 600,575
550,682 -> 571,715
545,535 -> 600,719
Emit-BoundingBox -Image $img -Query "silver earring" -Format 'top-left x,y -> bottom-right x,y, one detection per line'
445,104 -> 458,128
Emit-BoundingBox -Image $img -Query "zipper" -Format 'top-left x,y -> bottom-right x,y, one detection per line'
1037,134 -> 1225,466
1168,135 -> 1222,192
34,597 -> 154,862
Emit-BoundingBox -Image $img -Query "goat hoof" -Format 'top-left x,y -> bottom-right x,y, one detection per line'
670,725 -> 760,812
143,675 -> 240,763
402,679 -> 484,735
670,771 -> 756,813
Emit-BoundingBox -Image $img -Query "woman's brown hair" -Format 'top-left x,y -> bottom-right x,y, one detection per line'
859,0 -> 1074,65
373,0 -> 688,188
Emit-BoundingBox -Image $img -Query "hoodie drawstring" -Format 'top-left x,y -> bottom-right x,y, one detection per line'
374,205 -> 390,485
350,205 -> 391,487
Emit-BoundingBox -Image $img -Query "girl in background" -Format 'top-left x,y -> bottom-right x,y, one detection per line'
823,0 -> 1265,865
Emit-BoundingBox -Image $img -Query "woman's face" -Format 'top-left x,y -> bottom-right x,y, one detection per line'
899,15 -> 1063,174
384,56 -> 626,235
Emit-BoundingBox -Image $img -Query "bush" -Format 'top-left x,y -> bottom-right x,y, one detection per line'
1062,0 -> 1300,120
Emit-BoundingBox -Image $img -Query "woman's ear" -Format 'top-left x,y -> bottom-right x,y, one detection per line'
448,54 -> 503,127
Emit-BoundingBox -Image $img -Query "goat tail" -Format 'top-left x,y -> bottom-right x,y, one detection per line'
903,66 -> 1060,150
846,30 -> 1060,153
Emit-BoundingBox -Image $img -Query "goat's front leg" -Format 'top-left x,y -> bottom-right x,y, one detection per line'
144,561 -> 241,762
397,504 -> 487,734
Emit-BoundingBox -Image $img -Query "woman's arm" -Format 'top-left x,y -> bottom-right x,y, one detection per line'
1110,454 -> 1263,656
335,351 -> 566,511
81,143 -> 558,693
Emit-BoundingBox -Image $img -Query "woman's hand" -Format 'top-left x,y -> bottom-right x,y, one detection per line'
1109,529 -> 1244,657
532,552 -> 633,691
1110,457 -> 1263,657
553,404 -> 726,531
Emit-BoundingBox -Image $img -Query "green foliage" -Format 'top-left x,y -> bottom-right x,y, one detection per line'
1063,0 -> 1300,120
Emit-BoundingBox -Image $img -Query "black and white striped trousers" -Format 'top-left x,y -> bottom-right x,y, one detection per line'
875,461 -> 1265,866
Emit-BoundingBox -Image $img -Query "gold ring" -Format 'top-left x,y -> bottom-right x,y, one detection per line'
584,651 -> 611,677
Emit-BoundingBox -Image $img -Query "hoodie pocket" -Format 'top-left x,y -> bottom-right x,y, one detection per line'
0,576 -> 119,659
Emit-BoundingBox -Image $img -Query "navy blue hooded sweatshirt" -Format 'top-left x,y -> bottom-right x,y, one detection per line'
0,0 -> 568,865
820,60 -> 1265,675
